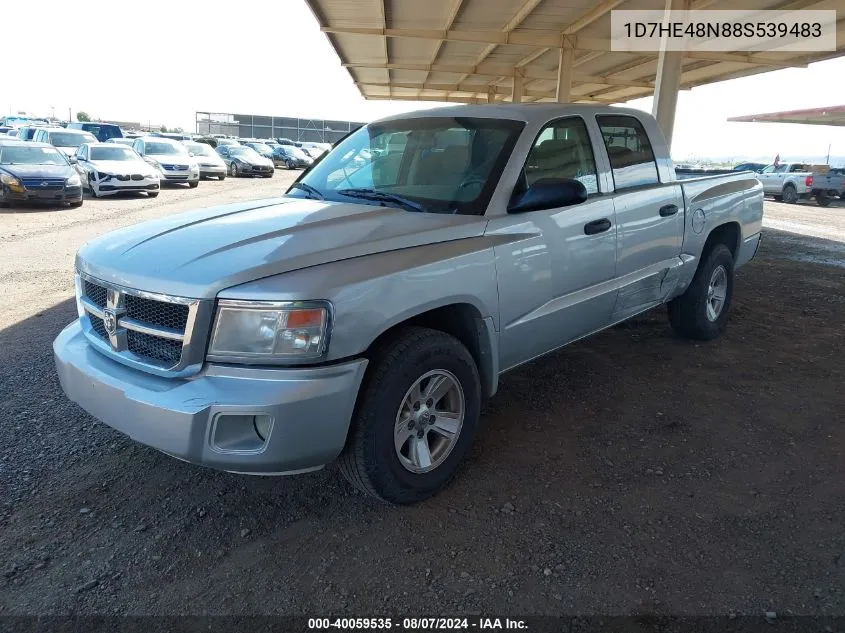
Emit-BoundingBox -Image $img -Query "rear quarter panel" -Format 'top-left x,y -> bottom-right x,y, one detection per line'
675,172 -> 763,290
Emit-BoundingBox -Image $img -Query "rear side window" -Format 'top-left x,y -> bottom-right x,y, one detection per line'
524,116 -> 598,194
597,115 -> 659,190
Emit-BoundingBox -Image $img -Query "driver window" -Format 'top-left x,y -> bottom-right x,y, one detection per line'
525,117 -> 599,195
775,165 -> 789,173
761,166 -> 775,173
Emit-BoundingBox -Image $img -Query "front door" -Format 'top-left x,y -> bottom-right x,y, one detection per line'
489,116 -> 618,371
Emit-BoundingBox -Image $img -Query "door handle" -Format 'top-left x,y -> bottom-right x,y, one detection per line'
583,218 -> 612,235
659,204 -> 679,217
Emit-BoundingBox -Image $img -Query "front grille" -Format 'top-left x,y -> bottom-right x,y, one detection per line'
79,276 -> 201,372
21,178 -> 64,190
161,164 -> 188,171
83,280 -> 107,308
127,330 -> 182,365
131,174 -> 143,181
116,174 -> 130,181
90,315 -> 108,339
125,294 -> 189,331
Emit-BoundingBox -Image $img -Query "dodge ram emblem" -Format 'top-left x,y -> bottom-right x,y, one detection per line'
103,309 -> 118,336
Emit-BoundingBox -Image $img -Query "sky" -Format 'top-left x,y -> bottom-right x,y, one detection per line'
4,0 -> 845,164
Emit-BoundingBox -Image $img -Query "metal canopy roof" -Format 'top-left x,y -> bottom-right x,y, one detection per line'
728,104 -> 845,125
304,0 -> 845,106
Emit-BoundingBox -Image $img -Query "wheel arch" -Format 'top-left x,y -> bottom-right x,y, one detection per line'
703,221 -> 741,261
363,302 -> 498,399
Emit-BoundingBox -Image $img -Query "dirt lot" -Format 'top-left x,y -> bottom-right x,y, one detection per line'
0,182 -> 843,618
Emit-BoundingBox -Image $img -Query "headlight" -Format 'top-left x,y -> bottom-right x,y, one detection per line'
190,163 -> 199,173
0,173 -> 24,192
208,300 -> 330,363
66,174 -> 81,187
144,157 -> 161,169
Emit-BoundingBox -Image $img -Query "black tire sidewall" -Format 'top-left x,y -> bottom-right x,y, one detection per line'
357,334 -> 481,503
783,185 -> 797,204
687,244 -> 734,339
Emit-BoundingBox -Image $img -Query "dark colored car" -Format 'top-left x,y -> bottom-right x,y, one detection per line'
242,141 -> 275,159
0,140 -> 83,208
733,162 -> 767,173
66,122 -> 124,142
216,145 -> 274,178
272,144 -> 313,169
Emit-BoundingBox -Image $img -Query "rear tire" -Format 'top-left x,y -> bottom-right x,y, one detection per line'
339,327 -> 481,504
816,191 -> 831,207
782,183 -> 798,204
668,243 -> 734,341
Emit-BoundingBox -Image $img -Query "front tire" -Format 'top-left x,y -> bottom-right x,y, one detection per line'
230,163 -> 239,177
69,201 -> 83,208
668,243 -> 734,341
339,327 -> 481,504
188,181 -> 199,189
147,191 -> 159,198
218,173 -> 226,181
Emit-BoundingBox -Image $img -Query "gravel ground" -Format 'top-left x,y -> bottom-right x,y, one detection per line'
0,182 -> 843,617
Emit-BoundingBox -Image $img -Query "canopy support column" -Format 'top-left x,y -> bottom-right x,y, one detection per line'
651,0 -> 689,148
512,70 -> 524,103
556,43 -> 574,102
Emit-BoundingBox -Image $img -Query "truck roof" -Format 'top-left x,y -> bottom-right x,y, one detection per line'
375,103 -> 647,125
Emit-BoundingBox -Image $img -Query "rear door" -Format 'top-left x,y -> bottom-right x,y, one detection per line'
595,114 -> 684,322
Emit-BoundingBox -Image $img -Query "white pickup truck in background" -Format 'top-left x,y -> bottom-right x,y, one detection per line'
756,163 -> 845,206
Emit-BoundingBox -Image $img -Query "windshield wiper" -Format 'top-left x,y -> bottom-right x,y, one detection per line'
287,182 -> 324,200
337,188 -> 426,213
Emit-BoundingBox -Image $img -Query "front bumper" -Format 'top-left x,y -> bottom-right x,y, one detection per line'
4,185 -> 82,203
199,164 -> 226,177
93,177 -> 160,195
54,320 -> 368,474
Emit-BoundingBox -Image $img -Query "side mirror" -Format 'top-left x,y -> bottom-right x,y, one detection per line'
508,178 -> 588,214
68,156 -> 78,164
189,152 -> 195,157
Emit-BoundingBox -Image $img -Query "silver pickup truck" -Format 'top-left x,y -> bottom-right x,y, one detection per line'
756,162 -> 845,206
54,105 -> 763,504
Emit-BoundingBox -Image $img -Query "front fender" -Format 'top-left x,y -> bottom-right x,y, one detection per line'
217,237 -> 502,364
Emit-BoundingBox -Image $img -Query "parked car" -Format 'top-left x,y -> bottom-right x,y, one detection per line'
15,126 -> 39,141
73,143 -> 160,198
5,130 -> 18,138
0,139 -> 83,208
299,141 -> 331,158
216,145 -> 274,177
66,121 -> 124,143
132,137 -> 200,187
275,137 -> 296,146
105,138 -> 136,147
242,142 -> 275,159
183,141 -> 227,180
272,144 -> 313,169
32,128 -> 98,156
733,162 -> 766,173
756,162 -> 845,206
214,138 -> 241,148
53,104 -> 763,504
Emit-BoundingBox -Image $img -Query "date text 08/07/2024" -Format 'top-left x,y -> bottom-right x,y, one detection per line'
307,617 -> 528,630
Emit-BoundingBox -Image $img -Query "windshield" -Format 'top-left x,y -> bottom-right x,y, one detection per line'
249,143 -> 272,154
0,146 -> 68,165
291,117 -> 523,215
90,146 -> 137,161
51,132 -> 96,148
145,141 -> 187,156
184,143 -> 214,156
230,147 -> 263,161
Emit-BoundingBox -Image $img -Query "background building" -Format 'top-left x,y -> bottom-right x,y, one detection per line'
196,111 -> 364,143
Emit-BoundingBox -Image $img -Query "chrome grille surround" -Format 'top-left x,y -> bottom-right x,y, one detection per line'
75,272 -> 214,378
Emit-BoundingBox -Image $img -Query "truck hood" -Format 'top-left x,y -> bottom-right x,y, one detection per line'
76,197 -> 487,298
